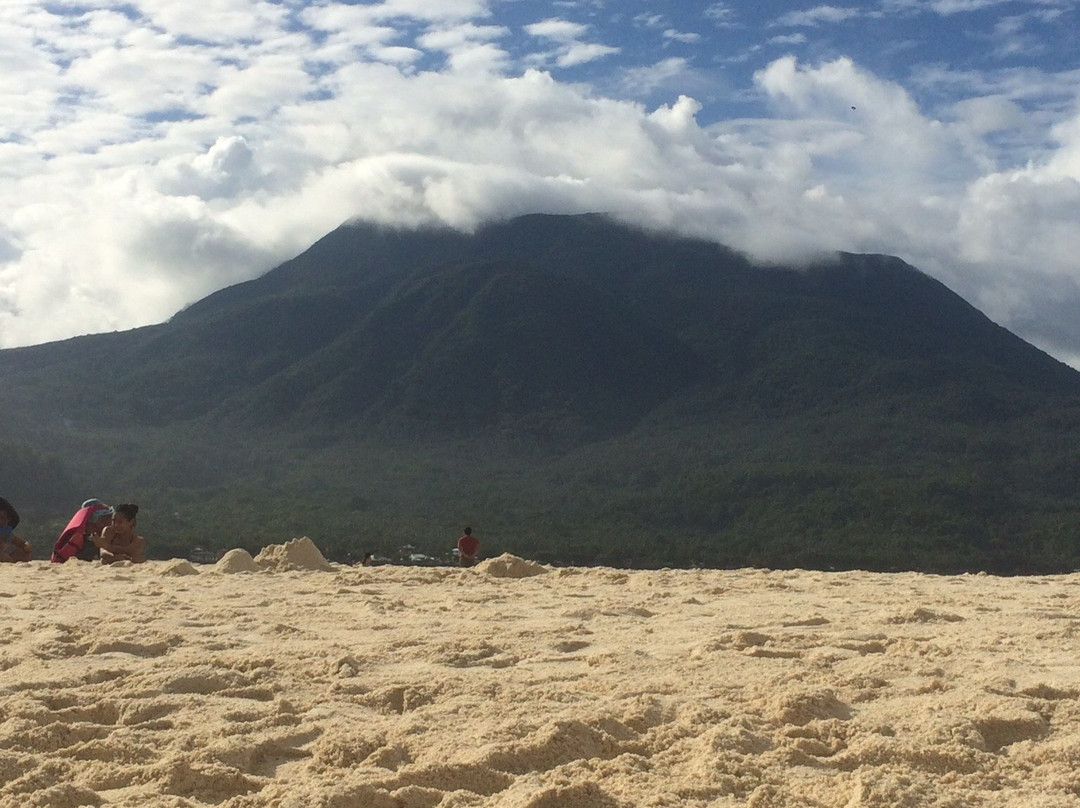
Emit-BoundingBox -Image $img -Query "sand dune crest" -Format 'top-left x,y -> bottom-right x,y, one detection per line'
253,536 -> 332,572
476,553 -> 549,578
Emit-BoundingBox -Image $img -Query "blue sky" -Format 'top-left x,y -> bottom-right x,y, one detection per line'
528,2 -> 1078,125
2,0 -> 1080,365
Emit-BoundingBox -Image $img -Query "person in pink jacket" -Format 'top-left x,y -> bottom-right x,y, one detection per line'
51,499 -> 113,563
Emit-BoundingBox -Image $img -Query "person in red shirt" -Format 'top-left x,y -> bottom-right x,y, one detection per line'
457,526 -> 479,567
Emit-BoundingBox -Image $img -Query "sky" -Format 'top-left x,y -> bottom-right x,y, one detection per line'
2,1 -> 1080,367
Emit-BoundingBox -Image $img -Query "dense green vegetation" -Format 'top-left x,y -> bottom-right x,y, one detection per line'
3,214 -> 1080,572
10,397 -> 1080,574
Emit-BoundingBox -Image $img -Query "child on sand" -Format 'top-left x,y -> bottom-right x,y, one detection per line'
97,503 -> 146,564
0,497 -> 31,563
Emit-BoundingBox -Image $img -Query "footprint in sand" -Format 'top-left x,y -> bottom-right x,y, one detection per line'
357,684 -> 441,715
368,762 -> 514,798
89,633 -> 183,658
886,607 -> 964,624
431,640 -> 519,669
552,640 -> 591,653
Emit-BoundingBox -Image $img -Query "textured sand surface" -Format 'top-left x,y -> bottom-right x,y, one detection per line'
3,543 -> 1080,807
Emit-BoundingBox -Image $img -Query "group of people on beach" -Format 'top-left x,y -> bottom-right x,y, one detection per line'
0,496 -> 146,565
3,492 -> 474,568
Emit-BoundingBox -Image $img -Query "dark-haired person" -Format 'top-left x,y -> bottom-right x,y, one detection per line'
456,526 -> 479,567
97,503 -> 146,564
52,499 -> 113,563
0,497 -> 31,563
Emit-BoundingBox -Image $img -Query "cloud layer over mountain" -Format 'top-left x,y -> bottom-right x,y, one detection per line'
2,1 -> 1079,365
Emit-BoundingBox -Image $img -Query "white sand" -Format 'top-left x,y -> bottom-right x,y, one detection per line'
3,548 -> 1080,807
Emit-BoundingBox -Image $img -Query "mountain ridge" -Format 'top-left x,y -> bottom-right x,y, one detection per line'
2,214 -> 1079,571
6,213 -> 1076,429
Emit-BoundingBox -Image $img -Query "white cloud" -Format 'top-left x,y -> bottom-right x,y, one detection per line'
926,0 -> 1010,14
774,6 -> 861,27
618,57 -> 692,95
952,152 -> 1080,360
664,29 -> 702,44
755,56 -> 953,181
769,33 -> 809,46
374,0 -> 493,23
303,0 -> 493,27
950,95 -> 1024,134
883,0 -> 1071,15
370,45 -> 424,65
418,23 -> 507,51
628,13 -> 701,50
525,18 -> 589,41
525,17 -> 618,68
159,135 -> 260,199
134,0 -> 292,43
704,3 -> 738,27
418,23 -> 511,73
988,13 -> 1053,59
744,56 -> 1080,361
636,14 -> 664,28
556,42 -> 620,67
955,110 -> 1080,282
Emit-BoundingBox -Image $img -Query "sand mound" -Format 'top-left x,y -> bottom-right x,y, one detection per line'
159,559 -> 199,576
214,548 -> 260,574
476,553 -> 548,579
254,536 -> 332,572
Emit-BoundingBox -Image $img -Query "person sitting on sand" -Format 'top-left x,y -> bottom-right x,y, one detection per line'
51,499 -> 113,563
457,527 -> 479,567
97,503 -> 146,564
0,497 -> 31,563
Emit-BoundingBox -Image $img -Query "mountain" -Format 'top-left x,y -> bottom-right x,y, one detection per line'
5,213 -> 1077,431
2,214 -> 1080,571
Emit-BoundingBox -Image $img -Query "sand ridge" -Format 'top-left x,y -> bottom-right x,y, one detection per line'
2,550 -> 1080,806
